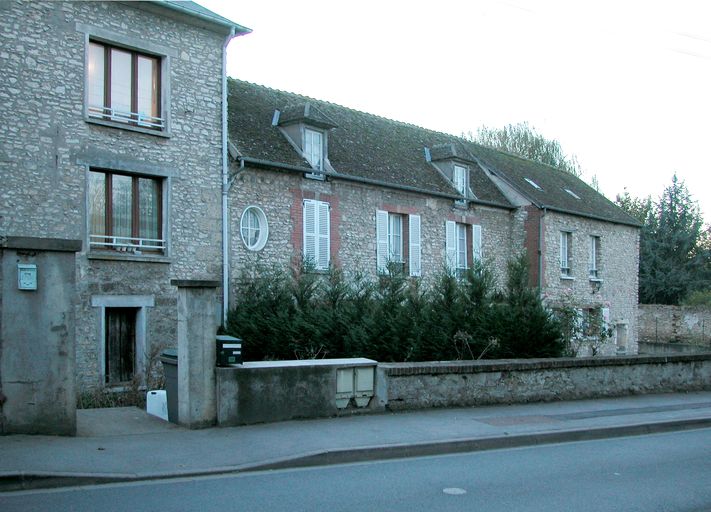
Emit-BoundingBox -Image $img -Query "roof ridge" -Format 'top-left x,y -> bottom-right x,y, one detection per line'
228,77 -> 479,141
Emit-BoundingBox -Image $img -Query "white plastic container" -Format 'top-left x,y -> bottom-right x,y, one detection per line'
146,390 -> 168,421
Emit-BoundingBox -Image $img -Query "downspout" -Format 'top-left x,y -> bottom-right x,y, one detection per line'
538,207 -> 546,290
221,27 -> 235,326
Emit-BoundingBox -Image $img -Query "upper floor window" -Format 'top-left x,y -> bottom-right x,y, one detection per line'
560,231 -> 573,277
589,235 -> 601,279
453,165 -> 467,197
445,221 -> 482,276
88,41 -> 163,130
88,170 -> 164,254
303,199 -> 330,270
304,128 -> 323,171
376,211 -> 421,277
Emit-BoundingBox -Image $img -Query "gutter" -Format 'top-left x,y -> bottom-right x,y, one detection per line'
237,156 -> 515,210
160,2 -> 251,34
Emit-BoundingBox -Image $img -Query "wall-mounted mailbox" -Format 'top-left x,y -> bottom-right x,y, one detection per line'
18,264 -> 37,291
216,335 -> 242,366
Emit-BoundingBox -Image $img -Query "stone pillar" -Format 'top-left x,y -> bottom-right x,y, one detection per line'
1,237 -> 82,436
171,279 -> 219,429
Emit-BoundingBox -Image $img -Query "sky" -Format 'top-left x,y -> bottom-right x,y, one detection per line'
199,0 -> 711,222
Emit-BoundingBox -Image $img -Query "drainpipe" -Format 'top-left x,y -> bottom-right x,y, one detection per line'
538,207 -> 546,290
221,27 -> 235,326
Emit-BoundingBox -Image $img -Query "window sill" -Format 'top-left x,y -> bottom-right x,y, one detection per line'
589,278 -> 604,283
85,116 -> 171,138
88,251 -> 171,264
560,275 -> 576,281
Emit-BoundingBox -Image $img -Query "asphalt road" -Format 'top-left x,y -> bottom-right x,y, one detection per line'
3,428 -> 711,512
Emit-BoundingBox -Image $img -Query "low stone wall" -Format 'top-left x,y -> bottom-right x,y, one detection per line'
639,304 -> 711,345
217,358 -> 378,426
378,354 -> 711,411
639,341 -> 710,355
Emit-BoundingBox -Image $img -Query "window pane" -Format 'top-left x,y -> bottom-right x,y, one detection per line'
88,43 -> 105,116
138,178 -> 160,241
389,214 -> 402,261
88,171 -> 106,236
457,223 -> 467,269
111,174 -> 133,239
137,55 -> 159,122
110,48 -> 132,120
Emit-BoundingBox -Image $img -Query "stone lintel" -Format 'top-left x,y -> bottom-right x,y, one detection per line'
1,236 -> 82,253
170,279 -> 220,288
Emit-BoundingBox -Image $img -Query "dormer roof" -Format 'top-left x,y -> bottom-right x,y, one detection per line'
277,103 -> 337,130
429,142 -> 478,164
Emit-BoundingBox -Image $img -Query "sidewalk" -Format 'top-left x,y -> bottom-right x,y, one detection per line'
2,391 -> 711,491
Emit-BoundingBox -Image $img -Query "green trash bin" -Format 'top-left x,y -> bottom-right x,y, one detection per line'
160,348 -> 178,424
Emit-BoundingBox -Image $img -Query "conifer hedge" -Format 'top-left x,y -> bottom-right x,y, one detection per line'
226,256 -> 564,362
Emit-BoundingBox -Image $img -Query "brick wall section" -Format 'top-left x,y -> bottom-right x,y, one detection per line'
541,211 -> 640,355
0,1 -> 227,389
229,167 -> 516,294
523,205 -> 542,286
638,304 -> 711,345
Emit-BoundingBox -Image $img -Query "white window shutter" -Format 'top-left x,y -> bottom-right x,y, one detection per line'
376,210 -> 389,273
445,220 -> 456,271
303,199 -> 317,265
472,224 -> 482,262
317,201 -> 330,270
409,214 -> 421,277
602,307 -> 610,328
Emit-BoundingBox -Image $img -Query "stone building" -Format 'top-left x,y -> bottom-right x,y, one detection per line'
226,79 -> 641,356
0,1 -> 249,392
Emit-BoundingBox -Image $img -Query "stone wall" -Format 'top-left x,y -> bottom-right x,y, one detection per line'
378,354 -> 711,411
541,211 -> 640,355
0,1 -> 229,390
229,166 -> 517,294
639,304 -> 711,346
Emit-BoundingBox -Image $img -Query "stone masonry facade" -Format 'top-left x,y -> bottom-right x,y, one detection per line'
228,167 -> 519,296
0,1 -> 231,390
540,211 -> 640,355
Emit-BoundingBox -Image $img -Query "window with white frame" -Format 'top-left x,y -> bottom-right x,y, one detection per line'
303,128 -> 323,171
88,169 -> 164,253
303,199 -> 330,270
445,221 -> 482,275
453,165 -> 467,197
589,235 -> 601,279
240,206 -> 269,251
88,41 -> 164,130
560,231 -> 573,277
376,211 -> 421,276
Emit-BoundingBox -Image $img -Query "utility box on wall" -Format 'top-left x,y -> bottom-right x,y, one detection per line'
336,364 -> 375,409
216,335 -> 242,366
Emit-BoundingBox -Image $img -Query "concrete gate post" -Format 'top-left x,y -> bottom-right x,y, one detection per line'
171,279 -> 219,429
1,237 -> 82,436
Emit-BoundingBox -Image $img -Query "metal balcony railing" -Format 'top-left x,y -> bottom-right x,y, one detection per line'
88,105 -> 165,130
90,234 -> 165,253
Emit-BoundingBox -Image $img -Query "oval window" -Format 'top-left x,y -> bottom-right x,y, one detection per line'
240,206 -> 268,251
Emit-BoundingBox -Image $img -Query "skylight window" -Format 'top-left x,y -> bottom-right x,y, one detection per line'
565,188 -> 581,200
524,178 -> 542,190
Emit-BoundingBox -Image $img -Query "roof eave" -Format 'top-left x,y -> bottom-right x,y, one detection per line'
157,1 -> 252,35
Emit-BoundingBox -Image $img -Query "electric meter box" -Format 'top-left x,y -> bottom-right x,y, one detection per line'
216,335 -> 242,366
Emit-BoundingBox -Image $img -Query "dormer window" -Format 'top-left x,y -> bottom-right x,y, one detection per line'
453,165 -> 467,196
304,128 -> 323,171
274,103 -> 337,181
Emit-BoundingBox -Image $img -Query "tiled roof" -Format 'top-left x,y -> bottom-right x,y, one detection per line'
227,79 -> 640,226
468,145 -> 641,226
228,79 -> 511,206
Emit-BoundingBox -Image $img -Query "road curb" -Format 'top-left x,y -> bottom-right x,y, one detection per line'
3,416 -> 711,492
